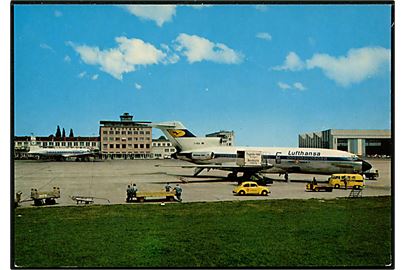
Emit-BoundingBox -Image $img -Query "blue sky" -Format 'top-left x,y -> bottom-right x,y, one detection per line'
13,4 -> 392,146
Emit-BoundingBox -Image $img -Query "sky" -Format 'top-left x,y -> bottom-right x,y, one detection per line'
13,3 -> 392,146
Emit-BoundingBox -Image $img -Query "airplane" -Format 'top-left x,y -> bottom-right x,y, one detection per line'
150,121 -> 373,181
27,137 -> 97,161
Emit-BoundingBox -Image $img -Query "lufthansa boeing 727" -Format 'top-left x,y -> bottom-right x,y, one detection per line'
150,121 -> 372,180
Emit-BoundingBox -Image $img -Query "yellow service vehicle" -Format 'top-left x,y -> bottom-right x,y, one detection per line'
329,174 -> 364,189
233,181 -> 270,196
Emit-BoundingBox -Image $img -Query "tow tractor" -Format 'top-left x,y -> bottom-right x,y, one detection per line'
305,179 -> 333,192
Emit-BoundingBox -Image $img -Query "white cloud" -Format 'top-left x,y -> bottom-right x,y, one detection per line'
272,52 -> 304,71
91,74 -> 99,80
255,5 -> 268,12
64,55 -> 71,62
122,5 -> 176,27
78,71 -> 87,78
175,33 -> 244,64
160,43 -> 180,64
40,43 -> 55,52
293,82 -> 306,91
54,10 -> 62,17
69,37 -> 167,80
306,47 -> 391,86
278,82 -> 291,90
135,83 -> 142,90
278,82 -> 306,91
273,47 -> 390,86
256,32 -> 272,41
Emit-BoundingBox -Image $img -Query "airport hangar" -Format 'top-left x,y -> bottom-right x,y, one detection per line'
299,129 -> 391,158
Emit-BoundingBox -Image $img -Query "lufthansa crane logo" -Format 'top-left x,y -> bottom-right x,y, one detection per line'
168,129 -> 186,137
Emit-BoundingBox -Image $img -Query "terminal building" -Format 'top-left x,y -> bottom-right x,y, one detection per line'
99,113 -> 152,159
298,129 -> 391,157
206,130 -> 235,146
151,136 -> 176,159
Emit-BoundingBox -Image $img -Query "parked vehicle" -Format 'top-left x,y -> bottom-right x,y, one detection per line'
329,174 -> 364,189
233,181 -> 270,196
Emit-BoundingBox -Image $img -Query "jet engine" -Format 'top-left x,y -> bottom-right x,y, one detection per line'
191,152 -> 214,161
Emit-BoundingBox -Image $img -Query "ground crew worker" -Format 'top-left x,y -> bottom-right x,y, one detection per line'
312,177 -> 317,185
174,184 -> 183,202
126,184 -> 132,202
165,182 -> 172,192
343,177 -> 348,190
132,183 -> 138,199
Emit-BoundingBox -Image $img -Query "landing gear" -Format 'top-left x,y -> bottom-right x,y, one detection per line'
228,172 -> 238,179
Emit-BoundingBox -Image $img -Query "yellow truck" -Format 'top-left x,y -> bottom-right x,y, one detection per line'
329,174 -> 365,189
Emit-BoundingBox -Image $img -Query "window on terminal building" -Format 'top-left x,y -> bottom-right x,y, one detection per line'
140,131 -> 144,135
116,144 -> 120,148
62,142 -> 66,146
103,144 -> 107,149
134,144 -> 138,148
122,144 -> 126,148
115,131 -> 120,135
140,144 -> 144,148
56,142 -> 60,146
122,131 -> 126,135
116,137 -> 120,141
92,142 -> 96,146
109,131 -> 114,134
80,142 -> 84,146
103,137 -> 108,141
110,144 -> 114,148
128,131 -> 132,135
103,131 -> 107,134
74,142 -> 78,146
146,131 -> 150,135
134,131 -> 138,135
128,137 -> 132,141
86,142 -> 90,146
128,144 -> 132,148
146,144 -> 150,148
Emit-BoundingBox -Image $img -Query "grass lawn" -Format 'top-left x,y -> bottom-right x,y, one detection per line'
13,196 -> 392,268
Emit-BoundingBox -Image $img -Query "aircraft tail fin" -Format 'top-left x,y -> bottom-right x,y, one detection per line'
150,121 -> 221,151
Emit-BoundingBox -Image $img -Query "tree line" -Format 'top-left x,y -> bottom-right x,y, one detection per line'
53,125 -> 74,138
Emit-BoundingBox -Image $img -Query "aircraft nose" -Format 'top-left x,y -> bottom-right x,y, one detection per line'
362,160 -> 372,172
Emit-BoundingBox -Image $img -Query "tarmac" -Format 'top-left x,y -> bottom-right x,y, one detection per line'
14,158 -> 392,207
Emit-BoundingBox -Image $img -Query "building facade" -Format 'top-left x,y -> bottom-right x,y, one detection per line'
299,129 -> 391,157
206,130 -> 235,146
99,113 -> 152,159
151,136 -> 176,159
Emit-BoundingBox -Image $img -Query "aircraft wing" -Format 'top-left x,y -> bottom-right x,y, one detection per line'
155,163 -> 274,175
61,152 -> 95,158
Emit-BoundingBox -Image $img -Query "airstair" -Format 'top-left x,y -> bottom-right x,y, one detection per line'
348,188 -> 363,198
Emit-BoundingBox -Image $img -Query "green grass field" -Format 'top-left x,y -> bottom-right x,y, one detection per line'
13,196 -> 392,268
